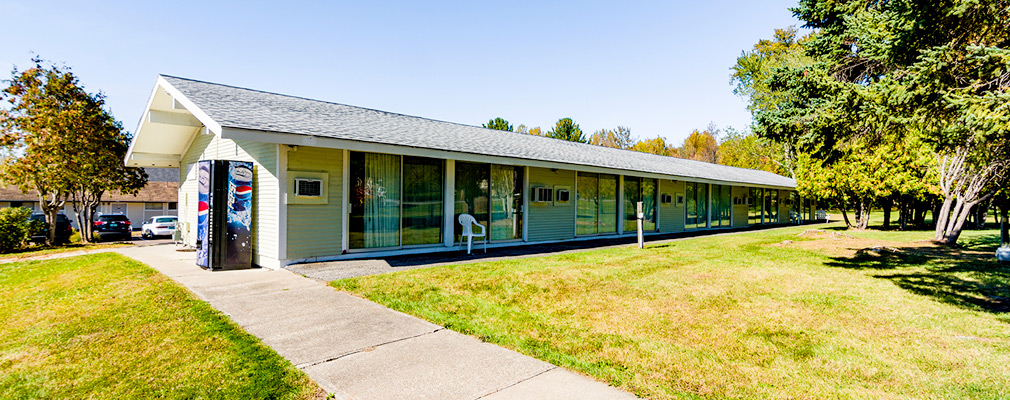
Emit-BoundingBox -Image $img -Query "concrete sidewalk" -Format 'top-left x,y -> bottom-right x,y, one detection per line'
115,245 -> 636,400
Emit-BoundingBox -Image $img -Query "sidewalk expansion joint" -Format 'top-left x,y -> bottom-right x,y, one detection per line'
473,366 -> 558,399
295,327 -> 446,369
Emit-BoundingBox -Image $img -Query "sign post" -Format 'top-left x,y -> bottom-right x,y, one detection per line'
637,201 -> 644,249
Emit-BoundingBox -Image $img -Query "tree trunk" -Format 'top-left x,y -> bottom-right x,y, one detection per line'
856,200 -> 870,230
882,199 -> 892,229
899,200 -> 908,231
939,200 -> 977,245
976,201 -> 989,229
839,201 -> 853,229
1001,205 -> 1009,247
36,190 -> 66,246
934,196 -> 954,241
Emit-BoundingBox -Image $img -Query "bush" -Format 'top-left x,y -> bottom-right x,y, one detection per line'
0,207 -> 33,253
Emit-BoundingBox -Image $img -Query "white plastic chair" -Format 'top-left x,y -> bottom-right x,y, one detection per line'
458,213 -> 487,254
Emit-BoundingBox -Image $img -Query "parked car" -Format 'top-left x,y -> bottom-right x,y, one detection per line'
93,214 -> 132,241
28,213 -> 74,244
141,215 -> 178,239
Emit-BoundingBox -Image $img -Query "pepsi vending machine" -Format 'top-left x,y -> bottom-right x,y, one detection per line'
196,160 -> 254,270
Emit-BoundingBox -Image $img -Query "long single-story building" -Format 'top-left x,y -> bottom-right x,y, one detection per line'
125,75 -> 811,269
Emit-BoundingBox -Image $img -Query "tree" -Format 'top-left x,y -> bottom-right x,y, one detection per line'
731,27 -> 812,117
678,124 -> 720,163
589,126 -> 633,149
731,27 -> 812,176
630,136 -> 674,156
0,58 -> 148,244
758,0 -> 1010,244
483,117 -> 513,132
547,118 -> 585,143
717,127 -> 791,176
66,102 -> 147,243
515,124 -> 543,136
1,58 -> 82,245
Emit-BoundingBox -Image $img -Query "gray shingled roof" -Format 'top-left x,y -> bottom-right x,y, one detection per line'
163,75 -> 795,188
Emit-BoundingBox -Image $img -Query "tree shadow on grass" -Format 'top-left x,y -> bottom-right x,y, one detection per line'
824,234 -> 1010,315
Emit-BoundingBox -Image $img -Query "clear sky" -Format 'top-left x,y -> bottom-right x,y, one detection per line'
0,0 -> 803,145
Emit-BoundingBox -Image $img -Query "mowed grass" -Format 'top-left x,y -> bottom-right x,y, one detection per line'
332,224 -> 1010,399
0,253 -> 320,399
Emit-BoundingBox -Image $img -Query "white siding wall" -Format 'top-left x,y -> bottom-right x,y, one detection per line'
178,133 -> 280,267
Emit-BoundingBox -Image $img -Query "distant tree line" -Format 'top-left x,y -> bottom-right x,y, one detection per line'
482,117 -> 781,174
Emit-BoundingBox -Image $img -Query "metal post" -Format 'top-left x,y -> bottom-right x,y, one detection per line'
637,201 -> 644,249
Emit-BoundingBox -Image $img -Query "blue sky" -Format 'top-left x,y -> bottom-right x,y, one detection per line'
0,1 -> 803,144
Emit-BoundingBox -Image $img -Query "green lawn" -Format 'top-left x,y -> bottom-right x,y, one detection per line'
332,224 -> 1010,399
0,253 -> 321,399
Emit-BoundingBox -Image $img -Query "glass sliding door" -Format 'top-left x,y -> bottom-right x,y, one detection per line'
456,162 -> 523,242
623,177 -> 641,232
623,176 -> 657,232
599,174 -> 618,234
454,161 -> 490,242
749,187 -> 763,224
577,172 -> 619,235
686,182 -> 709,229
490,165 -> 523,241
349,152 -> 402,249
765,189 -> 778,223
642,178 -> 656,231
577,173 -> 599,235
789,192 -> 800,223
402,156 -> 443,246
720,185 -> 732,226
711,184 -> 721,228
686,182 -> 698,229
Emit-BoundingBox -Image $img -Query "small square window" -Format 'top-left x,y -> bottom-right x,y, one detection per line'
556,189 -> 570,203
661,193 -> 673,204
168,202 -> 178,210
532,187 -> 554,203
295,178 -> 323,197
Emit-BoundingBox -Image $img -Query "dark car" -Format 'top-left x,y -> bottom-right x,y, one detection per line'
29,213 -> 74,244
94,214 -> 132,241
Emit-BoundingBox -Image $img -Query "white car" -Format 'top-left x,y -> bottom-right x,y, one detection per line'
141,215 -> 178,239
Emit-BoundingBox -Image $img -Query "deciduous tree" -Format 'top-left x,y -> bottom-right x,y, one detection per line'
589,126 -> 633,149
630,136 -> 674,156
678,124 -> 720,163
0,58 -> 148,244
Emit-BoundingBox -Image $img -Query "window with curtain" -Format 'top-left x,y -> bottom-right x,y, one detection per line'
349,152 -> 402,249
402,156 -> 443,246
577,173 -> 599,235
